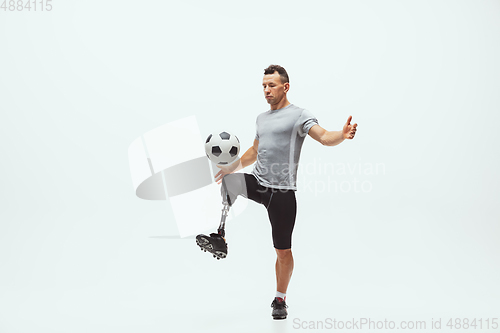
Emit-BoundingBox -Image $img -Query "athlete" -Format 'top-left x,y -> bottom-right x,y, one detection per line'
196,64 -> 358,320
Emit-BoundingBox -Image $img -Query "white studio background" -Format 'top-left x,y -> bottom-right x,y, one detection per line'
1,1 -> 499,332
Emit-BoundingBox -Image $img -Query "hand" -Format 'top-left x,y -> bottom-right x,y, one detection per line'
214,158 -> 241,184
342,115 -> 358,140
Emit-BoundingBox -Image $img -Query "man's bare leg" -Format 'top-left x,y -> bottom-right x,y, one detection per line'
275,248 -> 294,294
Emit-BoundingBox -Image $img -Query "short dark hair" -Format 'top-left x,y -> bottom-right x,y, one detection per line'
264,64 -> 289,84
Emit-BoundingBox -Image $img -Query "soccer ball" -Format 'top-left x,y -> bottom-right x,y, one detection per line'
205,131 -> 240,165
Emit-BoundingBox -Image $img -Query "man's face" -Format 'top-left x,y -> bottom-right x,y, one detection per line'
262,72 -> 288,105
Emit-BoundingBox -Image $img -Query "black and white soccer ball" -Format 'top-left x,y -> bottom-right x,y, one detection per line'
205,131 -> 240,166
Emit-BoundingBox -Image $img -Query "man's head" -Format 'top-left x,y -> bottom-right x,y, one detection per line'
263,64 -> 290,106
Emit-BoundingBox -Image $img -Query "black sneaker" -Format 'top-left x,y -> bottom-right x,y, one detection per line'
196,233 -> 227,260
271,297 -> 288,319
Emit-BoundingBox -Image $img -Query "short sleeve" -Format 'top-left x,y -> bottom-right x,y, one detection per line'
298,109 -> 319,137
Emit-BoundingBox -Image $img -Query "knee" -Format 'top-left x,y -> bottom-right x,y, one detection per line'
276,248 -> 292,261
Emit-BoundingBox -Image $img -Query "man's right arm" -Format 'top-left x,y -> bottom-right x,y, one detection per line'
214,139 -> 258,184
239,139 -> 259,169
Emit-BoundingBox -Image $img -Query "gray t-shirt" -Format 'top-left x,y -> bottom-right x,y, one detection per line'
251,104 -> 319,190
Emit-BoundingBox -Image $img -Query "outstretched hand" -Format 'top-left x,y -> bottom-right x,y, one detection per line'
214,158 -> 241,184
342,115 -> 358,140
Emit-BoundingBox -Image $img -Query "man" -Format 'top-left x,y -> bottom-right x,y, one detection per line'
196,64 -> 358,319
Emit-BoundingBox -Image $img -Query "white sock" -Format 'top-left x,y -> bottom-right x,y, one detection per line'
276,291 -> 286,300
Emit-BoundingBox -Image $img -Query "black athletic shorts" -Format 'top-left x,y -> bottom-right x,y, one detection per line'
221,173 -> 297,250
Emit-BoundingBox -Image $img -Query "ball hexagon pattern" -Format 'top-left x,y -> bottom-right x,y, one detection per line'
205,131 -> 240,166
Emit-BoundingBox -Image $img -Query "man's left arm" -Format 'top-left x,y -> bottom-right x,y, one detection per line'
308,115 -> 358,146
